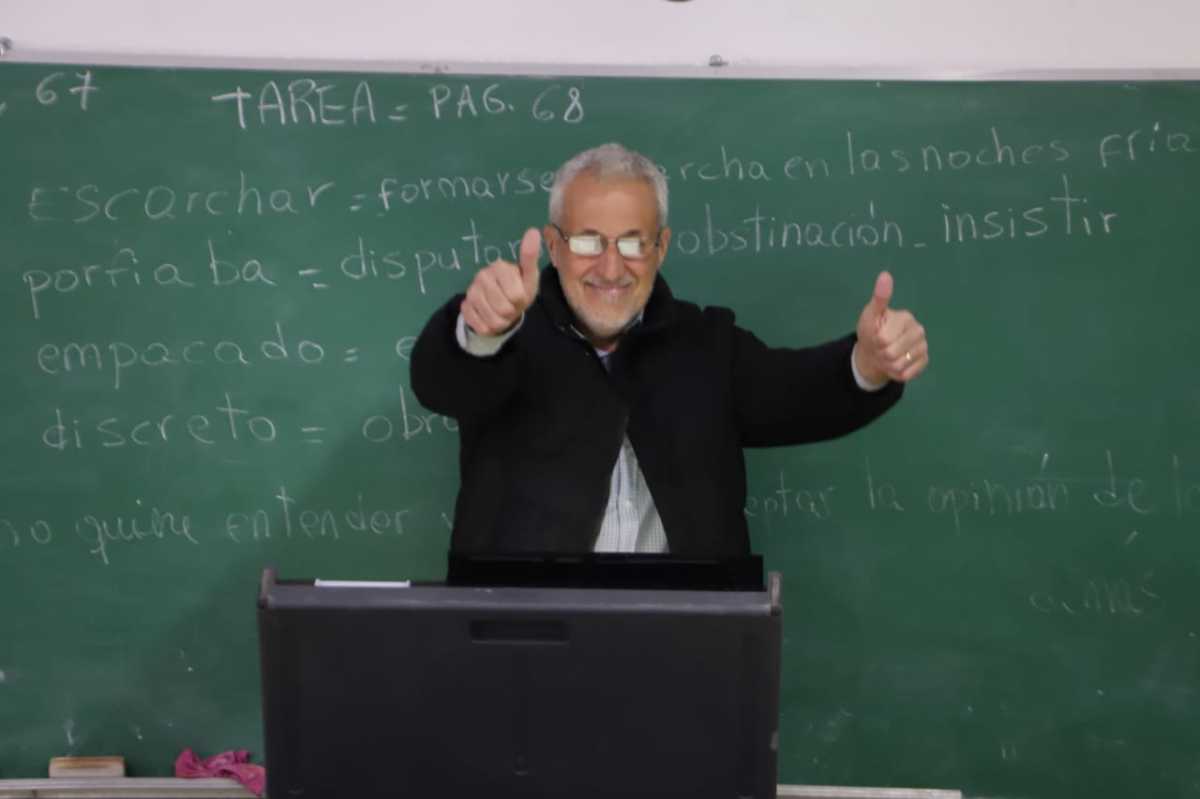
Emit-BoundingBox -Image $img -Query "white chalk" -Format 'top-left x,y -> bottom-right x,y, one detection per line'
314,579 -> 411,588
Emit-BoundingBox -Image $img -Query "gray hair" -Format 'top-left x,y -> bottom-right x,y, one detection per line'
548,142 -> 669,227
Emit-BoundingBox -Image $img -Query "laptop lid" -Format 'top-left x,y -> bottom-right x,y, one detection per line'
258,568 -> 782,799
446,551 -> 765,591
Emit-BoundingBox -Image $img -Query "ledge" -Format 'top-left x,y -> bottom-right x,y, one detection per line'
0,778 -> 254,798
0,778 -> 960,798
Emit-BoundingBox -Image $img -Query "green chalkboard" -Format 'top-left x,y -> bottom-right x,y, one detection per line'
2,63 -> 1199,798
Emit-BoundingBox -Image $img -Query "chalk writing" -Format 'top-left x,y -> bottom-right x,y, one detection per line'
371,170 -> 553,211
225,486 -> 410,542
22,246 -> 187,321
326,234 -> 463,294
429,83 -> 514,120
940,174 -> 1117,243
27,173 -> 336,224
925,453 -> 1072,533
0,517 -> 54,548
3,493 -> 448,564
673,202 -> 906,258
865,456 -> 906,512
207,240 -> 278,288
846,127 -> 1072,177
35,70 -> 98,111
529,84 -> 584,124
212,79 -> 379,130
362,385 -> 458,444
1098,123 -> 1198,168
744,471 -> 836,523
394,336 -> 418,361
927,475 -> 1070,533
736,449 -> 1200,539
211,79 -> 585,129
300,222 -> 526,294
1029,572 -> 1161,618
677,146 -> 772,183
76,505 -> 197,566
652,130 -> 1084,185
20,240 -> 281,321
42,393 -> 278,451
36,322 -> 328,390
1093,450 -> 1155,515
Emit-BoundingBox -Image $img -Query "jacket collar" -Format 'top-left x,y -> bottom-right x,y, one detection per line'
538,264 -> 676,342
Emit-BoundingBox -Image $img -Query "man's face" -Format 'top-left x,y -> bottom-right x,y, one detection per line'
544,172 -> 671,351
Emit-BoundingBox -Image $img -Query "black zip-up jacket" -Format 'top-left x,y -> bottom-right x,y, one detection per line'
410,267 -> 903,556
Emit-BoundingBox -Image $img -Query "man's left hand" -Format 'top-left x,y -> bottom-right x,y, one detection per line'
853,271 -> 929,385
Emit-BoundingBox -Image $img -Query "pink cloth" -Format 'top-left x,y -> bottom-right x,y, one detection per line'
175,748 -> 266,797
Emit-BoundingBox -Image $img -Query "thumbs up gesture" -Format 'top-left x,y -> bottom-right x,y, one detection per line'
853,271 -> 928,385
460,228 -> 543,337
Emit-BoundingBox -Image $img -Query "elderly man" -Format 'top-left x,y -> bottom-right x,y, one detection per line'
411,142 -> 928,556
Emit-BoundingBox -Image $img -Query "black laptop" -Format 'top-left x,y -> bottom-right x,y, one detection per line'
258,558 -> 782,799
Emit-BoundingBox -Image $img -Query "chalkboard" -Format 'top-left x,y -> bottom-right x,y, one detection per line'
2,63 -> 1199,798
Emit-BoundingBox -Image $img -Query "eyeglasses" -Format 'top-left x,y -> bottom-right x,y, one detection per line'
551,224 -> 661,260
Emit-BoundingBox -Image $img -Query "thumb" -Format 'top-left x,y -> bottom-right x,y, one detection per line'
866,271 -> 893,325
518,228 -> 542,295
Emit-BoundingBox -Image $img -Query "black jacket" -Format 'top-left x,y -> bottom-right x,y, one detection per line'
410,267 -> 903,556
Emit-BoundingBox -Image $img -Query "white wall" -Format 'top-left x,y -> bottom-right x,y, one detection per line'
5,0 -> 1200,75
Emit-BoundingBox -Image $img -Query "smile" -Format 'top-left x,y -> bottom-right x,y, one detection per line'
584,282 -> 632,296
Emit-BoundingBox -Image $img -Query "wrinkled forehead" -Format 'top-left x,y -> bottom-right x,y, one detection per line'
560,172 -> 661,231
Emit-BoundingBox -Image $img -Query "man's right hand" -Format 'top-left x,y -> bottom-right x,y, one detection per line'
460,228 -> 542,337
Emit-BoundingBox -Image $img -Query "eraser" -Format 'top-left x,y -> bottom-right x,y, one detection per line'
49,755 -> 126,778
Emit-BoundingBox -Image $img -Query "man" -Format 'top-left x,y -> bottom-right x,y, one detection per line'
411,142 -> 928,556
